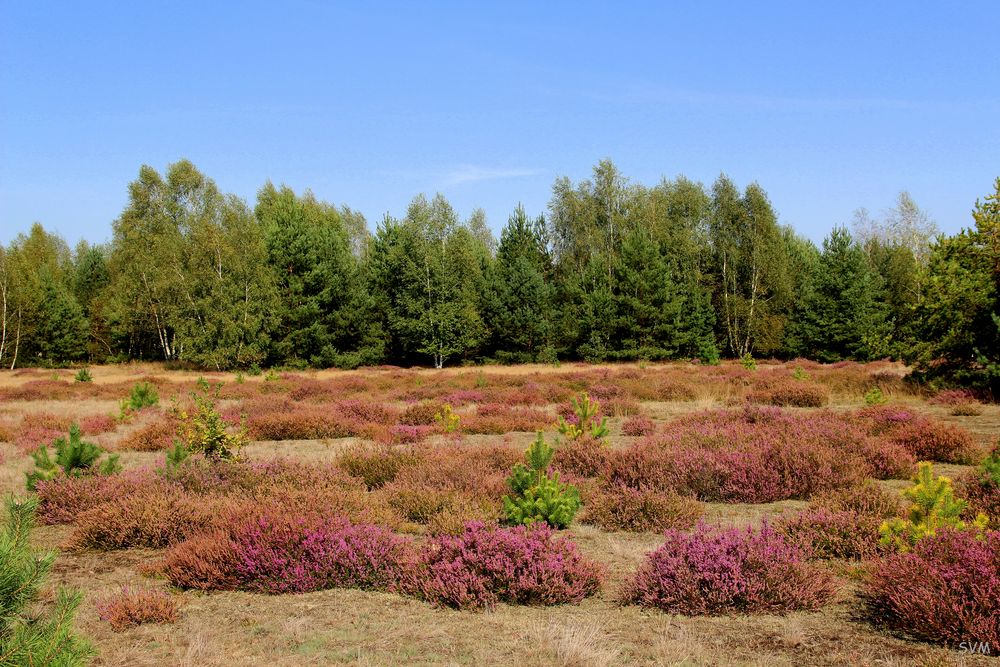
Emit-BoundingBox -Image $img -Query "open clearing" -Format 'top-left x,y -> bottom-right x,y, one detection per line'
1,360 -> 997,666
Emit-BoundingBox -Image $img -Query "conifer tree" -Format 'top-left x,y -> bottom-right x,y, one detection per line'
0,497 -> 93,665
787,227 -> 888,361
483,206 -> 554,361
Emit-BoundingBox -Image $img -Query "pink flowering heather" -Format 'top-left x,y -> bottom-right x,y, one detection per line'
863,528 -> 1000,649
621,415 -> 655,437
622,522 -> 837,615
230,513 -> 415,594
854,406 -> 978,464
607,407 -> 913,503
413,521 -> 605,610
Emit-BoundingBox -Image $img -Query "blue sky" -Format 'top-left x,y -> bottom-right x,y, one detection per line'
2,1 -> 998,246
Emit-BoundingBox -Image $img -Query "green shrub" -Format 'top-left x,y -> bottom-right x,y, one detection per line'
863,387 -> 886,406
740,353 -> 757,370
982,442 -> 1000,486
880,462 -> 987,550
130,382 -> 159,410
0,496 -> 93,665
247,363 -> 263,377
26,424 -> 121,491
174,383 -> 245,461
434,404 -> 460,433
74,368 -> 93,383
556,393 -> 608,441
503,433 -> 580,528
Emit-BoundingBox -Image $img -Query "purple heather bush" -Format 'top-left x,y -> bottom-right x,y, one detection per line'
864,528 -> 1000,649
412,521 -> 605,610
622,522 -> 837,615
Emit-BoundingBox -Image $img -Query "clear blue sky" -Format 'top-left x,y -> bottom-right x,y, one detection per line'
2,1 -> 998,246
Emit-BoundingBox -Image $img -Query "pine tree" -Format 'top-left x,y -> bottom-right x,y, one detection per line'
483,206 -> 554,361
908,178 -> 1000,391
0,496 -> 93,665
256,183 -> 382,368
35,270 -> 88,364
502,433 -> 580,528
787,227 -> 888,361
369,194 -> 485,367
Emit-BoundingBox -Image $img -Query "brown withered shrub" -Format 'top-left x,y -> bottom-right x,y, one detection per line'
337,444 -> 421,489
553,437 -> 610,478
401,401 -> 442,426
581,486 -> 702,533
161,530 -> 242,590
748,375 -> 829,407
96,586 -> 179,631
118,419 -> 177,451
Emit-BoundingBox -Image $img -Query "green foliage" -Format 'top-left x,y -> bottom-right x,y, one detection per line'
907,178 -> 1000,392
434,404 -> 460,433
74,368 -> 92,383
740,353 -> 757,370
502,433 -> 580,528
369,195 -> 487,368
0,496 -> 93,665
128,382 -> 159,410
483,206 -> 555,360
173,383 -> 245,461
556,393 -> 608,440
864,387 -> 887,406
164,441 -> 190,468
256,183 -> 381,368
786,227 -> 890,362
879,462 -> 988,550
26,424 -> 121,491
979,442 -> 1000,487
4,161 -> 998,377
792,366 -> 809,381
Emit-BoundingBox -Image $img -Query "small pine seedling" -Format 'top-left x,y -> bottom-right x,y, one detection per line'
502,432 -> 580,529
26,424 -> 121,491
864,387 -> 887,406
879,461 -> 988,550
435,404 -> 460,433
556,393 -> 608,441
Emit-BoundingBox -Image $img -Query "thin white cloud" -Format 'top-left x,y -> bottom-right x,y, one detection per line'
440,165 -> 543,187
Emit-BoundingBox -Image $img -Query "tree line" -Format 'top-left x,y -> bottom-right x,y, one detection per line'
1,159 -> 997,389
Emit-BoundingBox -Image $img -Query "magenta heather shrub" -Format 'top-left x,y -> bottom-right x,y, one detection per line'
864,528 -> 1000,649
622,415 -> 654,437
959,472 -> 1000,524
231,514 -> 415,594
413,521 -> 605,610
622,523 -> 837,615
607,407 -> 911,502
854,406 -> 978,464
79,413 -> 118,435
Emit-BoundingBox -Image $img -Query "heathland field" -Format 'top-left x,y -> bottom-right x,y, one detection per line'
2,360 -> 998,666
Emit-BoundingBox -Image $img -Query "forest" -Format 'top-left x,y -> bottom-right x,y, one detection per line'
1,160 -> 997,389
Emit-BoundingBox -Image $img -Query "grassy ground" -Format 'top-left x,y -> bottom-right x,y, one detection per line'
1,362 -> 996,666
